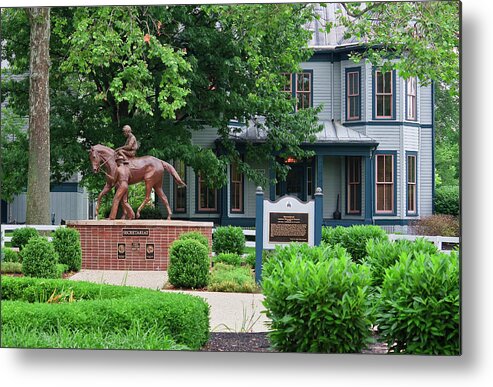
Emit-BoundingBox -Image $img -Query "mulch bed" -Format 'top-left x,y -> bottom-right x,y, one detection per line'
200,332 -> 389,354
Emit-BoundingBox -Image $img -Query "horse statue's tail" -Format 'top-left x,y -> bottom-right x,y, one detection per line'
161,160 -> 187,187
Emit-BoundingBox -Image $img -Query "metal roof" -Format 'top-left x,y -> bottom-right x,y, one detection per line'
228,119 -> 377,146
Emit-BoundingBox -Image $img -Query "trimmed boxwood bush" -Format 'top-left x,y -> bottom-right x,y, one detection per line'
363,238 -> 438,287
11,227 -> 39,250
212,226 -> 245,255
376,252 -> 460,355
168,239 -> 210,289
1,276 -> 210,350
52,227 -> 82,272
262,243 -> 372,353
208,263 -> 257,293
214,253 -> 242,267
178,231 -> 210,250
2,247 -> 20,263
21,237 -> 59,279
434,185 -> 459,216
322,225 -> 388,263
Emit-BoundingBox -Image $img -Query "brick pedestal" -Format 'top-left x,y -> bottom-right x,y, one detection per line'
67,220 -> 213,271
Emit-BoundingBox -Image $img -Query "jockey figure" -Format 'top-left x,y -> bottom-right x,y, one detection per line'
115,125 -> 138,161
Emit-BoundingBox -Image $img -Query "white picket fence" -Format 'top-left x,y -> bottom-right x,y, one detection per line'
1,224 -> 65,248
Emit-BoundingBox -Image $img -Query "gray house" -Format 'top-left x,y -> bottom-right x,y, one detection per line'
160,4 -> 434,231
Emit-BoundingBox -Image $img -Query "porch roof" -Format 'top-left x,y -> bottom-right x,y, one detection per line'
228,119 -> 378,147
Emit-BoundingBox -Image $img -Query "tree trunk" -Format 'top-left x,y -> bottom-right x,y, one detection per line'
26,8 -> 51,225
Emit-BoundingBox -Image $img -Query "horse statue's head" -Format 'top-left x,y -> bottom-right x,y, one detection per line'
89,145 -> 103,173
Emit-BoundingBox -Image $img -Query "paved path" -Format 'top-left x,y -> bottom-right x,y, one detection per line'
69,270 -> 270,332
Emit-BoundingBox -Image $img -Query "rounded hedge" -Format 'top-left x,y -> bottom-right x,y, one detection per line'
178,231 -> 209,250
322,225 -> 388,263
214,253 -> 242,267
52,227 -> 82,272
21,237 -> 59,279
2,247 -> 20,263
11,227 -> 40,250
376,252 -> 460,355
212,226 -> 245,255
434,185 -> 459,216
168,239 -> 210,289
263,243 -> 372,353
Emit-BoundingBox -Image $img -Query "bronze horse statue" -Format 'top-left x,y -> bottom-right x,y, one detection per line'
89,144 -> 186,220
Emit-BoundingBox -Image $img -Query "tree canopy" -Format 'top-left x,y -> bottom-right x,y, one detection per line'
1,4 -> 322,201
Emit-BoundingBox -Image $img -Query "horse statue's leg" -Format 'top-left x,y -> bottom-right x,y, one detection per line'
136,181 -> 154,219
96,182 -> 113,218
154,184 -> 172,220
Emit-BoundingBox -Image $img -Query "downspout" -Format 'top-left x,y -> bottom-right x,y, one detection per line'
331,52 -> 334,120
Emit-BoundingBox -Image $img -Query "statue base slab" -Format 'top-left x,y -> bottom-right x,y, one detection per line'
67,219 -> 213,271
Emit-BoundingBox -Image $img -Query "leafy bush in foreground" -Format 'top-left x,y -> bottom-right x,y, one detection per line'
168,239 -> 210,289
322,225 -> 388,262
52,227 -> 82,272
21,237 -> 59,279
213,226 -> 245,255
208,263 -> 257,293
376,252 -> 460,355
11,227 -> 39,251
262,243 -> 372,353
1,277 -> 210,350
178,231 -> 210,250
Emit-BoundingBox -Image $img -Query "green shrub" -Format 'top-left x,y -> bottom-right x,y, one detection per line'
410,215 -> 459,237
138,205 -> 164,219
363,238 -> 438,288
212,226 -> 245,255
52,227 -> 82,272
434,186 -> 459,216
1,276 -> 210,350
55,264 -> 70,278
178,231 -> 210,250
322,225 -> 388,263
208,263 -> 257,293
1,262 -> 23,274
262,243 -> 372,353
214,253 -> 242,267
376,252 -> 460,355
11,227 -> 40,250
2,247 -> 20,263
245,252 -> 256,268
168,239 -> 210,289
21,237 -> 59,279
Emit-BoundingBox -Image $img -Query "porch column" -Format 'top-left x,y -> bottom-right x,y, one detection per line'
364,155 -> 373,223
316,155 -> 324,190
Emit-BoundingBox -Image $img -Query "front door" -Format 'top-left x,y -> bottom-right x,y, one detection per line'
285,164 -> 304,200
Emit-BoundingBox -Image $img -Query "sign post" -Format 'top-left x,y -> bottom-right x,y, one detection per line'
254,187 -> 323,284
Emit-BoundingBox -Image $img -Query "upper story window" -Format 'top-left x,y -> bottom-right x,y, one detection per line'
406,77 -> 417,120
375,70 -> 394,119
375,153 -> 395,214
346,69 -> 361,121
282,72 -> 313,111
174,160 -> 186,213
230,163 -> 244,213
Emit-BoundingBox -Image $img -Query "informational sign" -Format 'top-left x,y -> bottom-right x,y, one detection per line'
122,228 -> 150,237
269,212 -> 309,243
262,195 -> 315,249
117,243 -> 126,259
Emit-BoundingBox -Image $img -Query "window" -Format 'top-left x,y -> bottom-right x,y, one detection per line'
296,72 -> 312,110
407,153 -> 417,214
174,160 -> 186,213
347,157 -> 361,214
346,69 -> 361,120
198,174 -> 217,212
375,70 -> 394,118
375,153 -> 394,213
406,77 -> 417,120
230,163 -> 243,213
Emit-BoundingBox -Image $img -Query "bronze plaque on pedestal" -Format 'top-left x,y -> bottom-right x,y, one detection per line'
117,243 -> 126,259
269,212 -> 309,243
146,243 -> 155,260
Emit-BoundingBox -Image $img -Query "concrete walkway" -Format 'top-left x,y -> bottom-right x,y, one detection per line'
69,270 -> 270,332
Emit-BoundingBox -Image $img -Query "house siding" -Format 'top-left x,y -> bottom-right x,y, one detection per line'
301,61 -> 332,120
